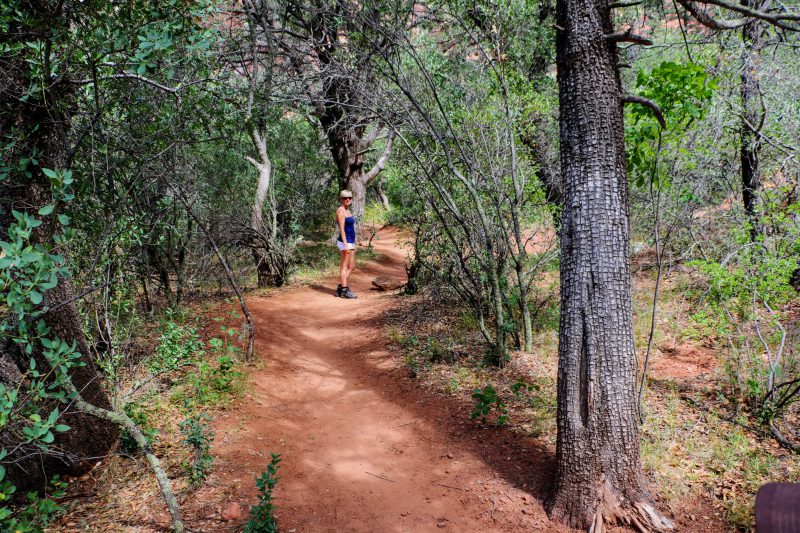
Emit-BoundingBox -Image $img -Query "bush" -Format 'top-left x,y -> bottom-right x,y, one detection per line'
243,454 -> 281,533
471,385 -> 508,426
149,320 -> 204,373
179,413 -> 214,487
119,402 -> 158,454
0,476 -> 66,531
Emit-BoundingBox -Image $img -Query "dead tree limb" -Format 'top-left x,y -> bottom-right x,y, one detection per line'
73,396 -> 184,532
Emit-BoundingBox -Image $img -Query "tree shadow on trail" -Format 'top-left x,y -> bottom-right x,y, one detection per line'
338,307 -> 557,507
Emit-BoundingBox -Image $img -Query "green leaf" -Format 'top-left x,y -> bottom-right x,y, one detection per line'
30,290 -> 42,305
42,168 -> 59,180
57,214 -> 70,226
38,204 -> 55,216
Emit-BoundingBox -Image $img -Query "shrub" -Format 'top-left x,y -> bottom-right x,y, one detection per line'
179,413 -> 214,487
149,320 -> 204,373
243,454 -> 281,533
471,385 -> 508,426
119,402 -> 158,454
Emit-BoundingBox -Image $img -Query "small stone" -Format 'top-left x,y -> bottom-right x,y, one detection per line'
522,509 -> 528,515
437,520 -> 448,528
447,453 -> 454,459
222,502 -> 243,521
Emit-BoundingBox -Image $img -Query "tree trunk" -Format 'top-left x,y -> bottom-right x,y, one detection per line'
740,0 -> 764,240
546,0 -> 672,529
375,179 -> 392,211
0,3 -> 118,492
520,114 -> 562,226
246,126 -> 274,288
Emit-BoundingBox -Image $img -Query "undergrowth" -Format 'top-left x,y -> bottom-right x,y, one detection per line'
243,454 -> 282,533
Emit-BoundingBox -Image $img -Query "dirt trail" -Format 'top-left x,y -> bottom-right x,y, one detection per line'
206,227 -> 566,532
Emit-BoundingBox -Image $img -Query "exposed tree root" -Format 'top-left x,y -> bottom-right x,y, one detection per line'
588,482 -> 674,533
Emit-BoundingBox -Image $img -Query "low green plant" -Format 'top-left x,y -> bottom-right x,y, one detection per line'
188,330 -> 243,406
471,385 -> 508,425
243,454 -> 282,533
179,413 -> 214,487
119,402 -> 158,454
149,320 -> 204,373
0,475 -> 66,531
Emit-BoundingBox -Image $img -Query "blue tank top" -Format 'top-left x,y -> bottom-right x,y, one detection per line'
338,216 -> 356,244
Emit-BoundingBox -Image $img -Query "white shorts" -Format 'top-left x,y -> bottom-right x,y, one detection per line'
338,241 -> 355,251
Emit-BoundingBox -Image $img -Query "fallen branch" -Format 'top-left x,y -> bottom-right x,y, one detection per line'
770,420 -> 800,454
433,481 -> 470,491
73,395 -> 184,532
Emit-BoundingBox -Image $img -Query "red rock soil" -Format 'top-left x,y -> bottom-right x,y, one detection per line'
183,226 -> 721,532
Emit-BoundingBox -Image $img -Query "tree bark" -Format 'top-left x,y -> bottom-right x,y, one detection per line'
740,0 -> 764,240
1,3 -> 118,491
546,0 -> 672,529
246,125 -> 275,288
375,179 -> 392,211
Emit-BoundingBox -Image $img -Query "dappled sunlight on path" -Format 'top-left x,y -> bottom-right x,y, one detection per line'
209,227 -> 567,532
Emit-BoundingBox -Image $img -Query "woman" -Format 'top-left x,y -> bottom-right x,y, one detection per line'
336,190 -> 358,299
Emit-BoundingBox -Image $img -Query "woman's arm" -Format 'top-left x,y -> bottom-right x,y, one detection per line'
337,207 -> 347,242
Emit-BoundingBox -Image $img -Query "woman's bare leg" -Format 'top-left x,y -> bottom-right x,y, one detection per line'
348,249 -> 356,282
339,250 -> 348,288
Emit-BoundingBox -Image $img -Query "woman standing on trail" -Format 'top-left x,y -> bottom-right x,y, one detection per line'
336,190 -> 358,299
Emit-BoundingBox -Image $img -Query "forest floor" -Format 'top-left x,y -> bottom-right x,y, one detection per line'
53,225 -> 796,531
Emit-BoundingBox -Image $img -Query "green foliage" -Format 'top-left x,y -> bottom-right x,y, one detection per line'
0,475 -> 66,532
470,385 -> 508,425
0,189 -> 83,518
149,320 -> 204,373
179,413 -> 214,487
626,61 -> 717,187
188,328 -> 243,406
243,454 -> 282,533
688,195 -> 800,421
119,402 -> 158,454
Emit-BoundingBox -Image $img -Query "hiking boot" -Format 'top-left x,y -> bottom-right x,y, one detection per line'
340,286 -> 358,299
336,284 -> 342,297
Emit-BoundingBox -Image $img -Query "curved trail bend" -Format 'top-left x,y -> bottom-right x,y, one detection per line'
209,227 -> 563,532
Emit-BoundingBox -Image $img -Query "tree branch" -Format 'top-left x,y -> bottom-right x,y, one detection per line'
363,131 -> 396,184
68,73 -> 184,95
609,1 -> 644,8
675,0 -> 800,30
73,395 -> 184,532
622,95 -> 667,128
605,30 -> 653,45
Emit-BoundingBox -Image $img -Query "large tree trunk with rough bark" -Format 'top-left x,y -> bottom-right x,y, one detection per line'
546,0 -> 672,530
740,0 -> 764,240
0,3 -> 118,492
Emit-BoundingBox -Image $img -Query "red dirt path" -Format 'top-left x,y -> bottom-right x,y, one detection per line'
206,227 -> 569,532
